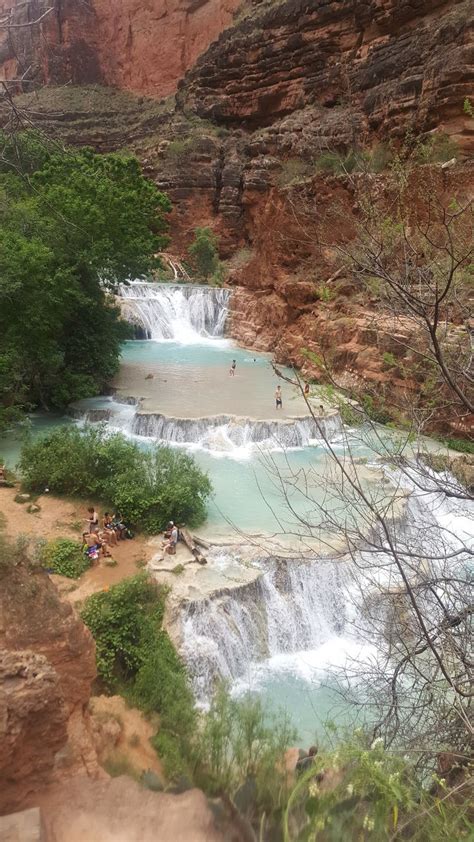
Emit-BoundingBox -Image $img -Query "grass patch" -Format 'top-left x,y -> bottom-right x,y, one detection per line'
40,537 -> 91,578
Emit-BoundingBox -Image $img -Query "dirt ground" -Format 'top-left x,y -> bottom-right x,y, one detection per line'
0,485 -> 155,603
89,694 -> 163,780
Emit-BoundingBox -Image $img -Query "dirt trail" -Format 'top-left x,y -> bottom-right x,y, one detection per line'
0,485 -> 155,602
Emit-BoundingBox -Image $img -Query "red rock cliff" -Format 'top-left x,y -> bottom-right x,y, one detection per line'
0,0 -> 241,96
0,558 -> 99,814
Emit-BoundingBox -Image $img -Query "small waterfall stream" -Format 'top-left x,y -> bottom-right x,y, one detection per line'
118,281 -> 230,341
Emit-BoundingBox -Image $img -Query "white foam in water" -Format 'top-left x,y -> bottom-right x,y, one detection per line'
118,281 -> 230,344
231,638 -> 377,696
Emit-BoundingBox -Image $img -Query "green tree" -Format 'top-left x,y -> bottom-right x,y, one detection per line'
19,425 -> 212,532
188,227 -> 220,280
0,133 -> 171,429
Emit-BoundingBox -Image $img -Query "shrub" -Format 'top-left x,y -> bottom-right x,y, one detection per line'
81,574 -> 196,777
18,426 -> 212,533
192,687 -> 297,820
277,158 -> 313,186
188,227 -> 220,280
439,437 -> 474,455
40,537 -> 90,578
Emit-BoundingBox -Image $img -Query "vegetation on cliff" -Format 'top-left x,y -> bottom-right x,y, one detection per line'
19,426 -> 212,532
0,132 -> 170,431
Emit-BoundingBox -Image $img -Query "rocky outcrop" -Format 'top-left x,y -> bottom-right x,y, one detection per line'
0,650 -> 68,815
0,0 -> 241,97
38,775 -> 241,842
0,560 -> 100,814
180,0 -> 474,151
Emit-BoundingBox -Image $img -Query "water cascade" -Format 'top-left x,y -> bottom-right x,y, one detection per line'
132,412 -> 342,450
180,557 -> 350,703
118,281 -> 230,342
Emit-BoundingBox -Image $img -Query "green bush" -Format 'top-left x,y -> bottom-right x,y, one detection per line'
81,574 -> 196,777
18,426 -> 212,533
440,437 -> 474,454
283,735 -> 472,841
277,158 -> 314,186
188,227 -> 220,280
40,537 -> 90,578
192,686 -> 297,818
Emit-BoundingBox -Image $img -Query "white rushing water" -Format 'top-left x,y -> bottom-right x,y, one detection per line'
180,556 -> 352,704
118,281 -> 230,342
131,412 -> 342,452
179,472 -> 473,710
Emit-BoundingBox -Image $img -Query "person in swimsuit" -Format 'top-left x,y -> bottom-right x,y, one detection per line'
230,359 -> 236,376
102,512 -> 118,545
86,507 -> 99,533
304,382 -> 310,396
275,385 -> 283,409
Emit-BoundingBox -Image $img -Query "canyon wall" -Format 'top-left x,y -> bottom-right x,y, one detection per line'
0,559 -> 100,813
1,0 -> 472,427
0,0 -> 241,96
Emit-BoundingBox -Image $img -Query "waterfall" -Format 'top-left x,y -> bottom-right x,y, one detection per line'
132,412 -> 342,451
180,557 -> 349,703
118,281 -> 230,342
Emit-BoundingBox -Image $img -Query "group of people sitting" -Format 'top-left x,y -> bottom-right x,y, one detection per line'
82,507 -> 131,562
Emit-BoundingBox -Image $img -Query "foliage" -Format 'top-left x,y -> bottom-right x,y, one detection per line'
81,574 -> 196,778
337,401 -> 364,427
361,394 -> 393,425
438,437 -> 474,455
315,149 -> 363,175
277,158 -> 313,186
0,132 -> 171,430
192,686 -> 297,820
40,537 -> 90,578
414,132 -> 458,164
382,352 -> 397,369
188,227 -> 221,280
314,284 -> 334,303
19,426 -> 212,533
463,98 -> 473,118
166,137 -> 199,163
284,735 -> 473,841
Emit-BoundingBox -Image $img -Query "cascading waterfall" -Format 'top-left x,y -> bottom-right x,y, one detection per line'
118,281 -> 230,342
180,557 -> 350,703
132,412 -> 342,450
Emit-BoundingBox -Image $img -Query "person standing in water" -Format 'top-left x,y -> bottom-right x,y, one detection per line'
230,359 -> 236,376
275,385 -> 283,409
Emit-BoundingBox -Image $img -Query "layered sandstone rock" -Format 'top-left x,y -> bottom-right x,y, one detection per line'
180,0 -> 474,150
0,560 -> 100,813
0,0 -> 241,97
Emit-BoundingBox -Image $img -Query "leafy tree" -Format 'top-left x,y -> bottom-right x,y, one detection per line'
188,226 -> 220,280
0,132 -> 171,429
19,425 -> 212,532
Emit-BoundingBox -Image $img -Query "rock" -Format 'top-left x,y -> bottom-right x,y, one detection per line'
0,650 -> 68,814
0,0 -> 241,98
145,373 -> 154,380
0,807 -> 46,842
40,776 -> 233,842
15,493 -> 30,503
141,770 -> 165,792
0,560 -> 100,812
27,504 -> 41,514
